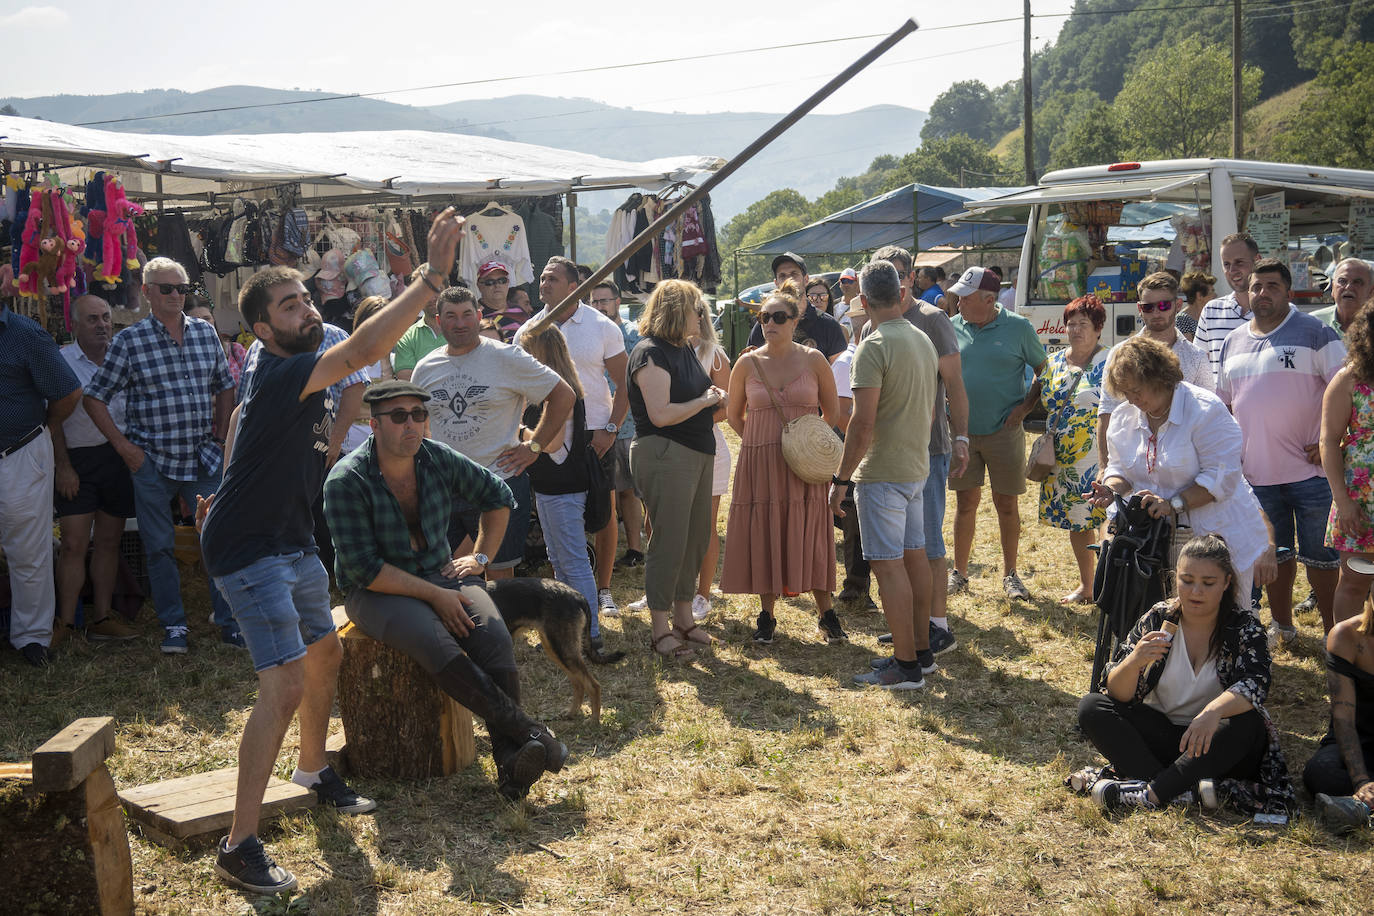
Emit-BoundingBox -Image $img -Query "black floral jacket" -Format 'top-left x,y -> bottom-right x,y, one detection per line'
1100,600 -> 1296,816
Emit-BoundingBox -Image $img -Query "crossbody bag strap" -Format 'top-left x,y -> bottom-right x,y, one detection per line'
1051,368 -> 1085,431
750,354 -> 787,415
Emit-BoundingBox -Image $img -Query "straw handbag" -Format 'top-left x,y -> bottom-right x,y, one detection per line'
751,355 -> 843,485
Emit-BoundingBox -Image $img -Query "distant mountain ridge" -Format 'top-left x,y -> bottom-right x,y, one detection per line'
0,88 -> 925,218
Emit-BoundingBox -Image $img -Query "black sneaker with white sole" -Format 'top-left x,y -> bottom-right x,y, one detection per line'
305,766 -> 376,814
752,611 -> 777,644
818,609 -> 848,643
928,623 -> 957,656
215,834 -> 297,895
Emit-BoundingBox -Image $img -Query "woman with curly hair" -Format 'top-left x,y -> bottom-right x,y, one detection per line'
1176,271 -> 1216,341
1321,302 -> 1374,625
1037,294 -> 1109,604
1076,534 -> 1294,816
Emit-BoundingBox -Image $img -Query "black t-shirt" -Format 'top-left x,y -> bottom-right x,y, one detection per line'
746,304 -> 846,359
202,351 -> 330,577
627,337 -> 715,455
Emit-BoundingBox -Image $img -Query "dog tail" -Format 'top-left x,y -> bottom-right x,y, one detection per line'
579,593 -> 627,664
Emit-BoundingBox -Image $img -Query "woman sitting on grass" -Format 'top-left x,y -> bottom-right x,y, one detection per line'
1303,593 -> 1374,829
1075,535 -> 1295,816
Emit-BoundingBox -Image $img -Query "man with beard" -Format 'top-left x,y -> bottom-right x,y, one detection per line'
198,210 -> 463,895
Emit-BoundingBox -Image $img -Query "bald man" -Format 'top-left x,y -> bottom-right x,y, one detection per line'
53,295 -> 140,649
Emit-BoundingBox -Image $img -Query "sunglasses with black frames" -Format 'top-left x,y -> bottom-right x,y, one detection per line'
759,311 -> 794,325
373,407 -> 430,424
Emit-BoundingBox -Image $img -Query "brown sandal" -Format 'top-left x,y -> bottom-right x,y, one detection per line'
651,632 -> 695,660
674,623 -> 713,649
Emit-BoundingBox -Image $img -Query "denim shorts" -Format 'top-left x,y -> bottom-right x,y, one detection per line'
213,551 -> 336,672
922,452 -> 950,560
856,478 -> 927,561
1252,475 -> 1339,569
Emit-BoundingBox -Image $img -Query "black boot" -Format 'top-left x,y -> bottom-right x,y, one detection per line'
433,658 -> 568,799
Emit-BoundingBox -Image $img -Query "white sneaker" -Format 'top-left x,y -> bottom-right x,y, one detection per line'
627,594 -> 649,612
598,589 -> 619,617
692,594 -> 711,621
1266,622 -> 1297,650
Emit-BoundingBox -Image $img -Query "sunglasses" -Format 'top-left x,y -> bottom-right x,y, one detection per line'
155,283 -> 191,295
759,311 -> 793,325
1138,299 -> 1175,313
806,292 -> 829,302
373,407 -> 429,424
478,277 -> 509,287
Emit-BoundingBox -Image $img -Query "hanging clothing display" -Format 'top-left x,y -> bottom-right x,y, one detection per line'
458,202 -> 534,286
610,187 -> 722,294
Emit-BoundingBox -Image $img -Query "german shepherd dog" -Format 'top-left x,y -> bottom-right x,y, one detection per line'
487,577 -> 625,724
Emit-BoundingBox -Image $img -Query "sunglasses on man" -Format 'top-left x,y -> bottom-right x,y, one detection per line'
1138,298 -> 1175,313
154,283 -> 191,295
373,407 -> 430,424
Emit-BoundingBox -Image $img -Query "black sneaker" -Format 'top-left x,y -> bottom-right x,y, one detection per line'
305,766 -> 376,814
615,549 -> 644,568
818,609 -> 848,644
215,834 -> 297,895
871,653 -> 938,674
20,642 -> 50,667
928,623 -> 958,656
752,612 -> 777,644
1091,779 -> 1157,811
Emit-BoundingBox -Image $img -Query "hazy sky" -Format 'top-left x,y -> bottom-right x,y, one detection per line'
4,2 -> 1075,116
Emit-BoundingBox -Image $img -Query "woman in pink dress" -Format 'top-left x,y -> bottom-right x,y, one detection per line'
722,281 -> 844,644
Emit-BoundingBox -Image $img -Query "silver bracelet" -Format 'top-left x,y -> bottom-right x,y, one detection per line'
954,435 -> 970,444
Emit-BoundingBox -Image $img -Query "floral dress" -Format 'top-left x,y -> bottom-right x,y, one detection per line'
1327,380 -> 1374,553
1038,347 -> 1109,532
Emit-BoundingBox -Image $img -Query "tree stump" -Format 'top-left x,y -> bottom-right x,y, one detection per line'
0,717 -> 133,916
333,607 -> 476,778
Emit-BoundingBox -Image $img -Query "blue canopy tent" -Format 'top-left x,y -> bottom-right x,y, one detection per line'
738,183 -> 1030,259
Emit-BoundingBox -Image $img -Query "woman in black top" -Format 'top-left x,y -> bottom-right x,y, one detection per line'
1305,594 -> 1374,827
627,279 -> 726,660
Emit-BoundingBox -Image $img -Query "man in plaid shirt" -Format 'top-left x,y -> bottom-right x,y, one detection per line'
84,257 -> 238,654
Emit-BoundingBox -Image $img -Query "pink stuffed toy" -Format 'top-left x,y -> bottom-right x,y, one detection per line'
101,175 -> 143,282
17,189 -> 65,298
16,189 -> 42,297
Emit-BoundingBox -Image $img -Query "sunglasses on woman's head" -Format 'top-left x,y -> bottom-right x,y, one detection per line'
373,407 -> 429,424
759,311 -> 793,324
1139,299 -> 1175,313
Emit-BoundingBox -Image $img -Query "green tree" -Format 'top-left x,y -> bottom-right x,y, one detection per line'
920,81 -> 999,146
1114,36 -> 1262,159
1271,42 -> 1374,169
892,135 -> 1013,188
1046,102 -> 1130,170
718,188 -> 812,253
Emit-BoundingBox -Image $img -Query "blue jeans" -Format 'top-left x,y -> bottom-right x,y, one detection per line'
922,452 -> 951,560
213,551 -> 334,672
452,472 -> 531,571
856,478 -> 927,561
534,490 -> 600,637
131,459 -> 234,630
1252,475 -> 1339,569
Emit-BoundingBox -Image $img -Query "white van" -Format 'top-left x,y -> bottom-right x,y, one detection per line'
949,159 -> 1374,348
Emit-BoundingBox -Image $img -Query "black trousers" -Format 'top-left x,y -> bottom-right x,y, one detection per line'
837,493 -> 869,595
1077,692 -> 1267,803
1303,736 -> 1374,797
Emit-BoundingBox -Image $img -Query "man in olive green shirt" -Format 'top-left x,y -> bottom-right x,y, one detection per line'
829,260 -> 939,690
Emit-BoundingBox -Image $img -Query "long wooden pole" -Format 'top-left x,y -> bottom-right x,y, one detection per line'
525,18 -> 920,335
1023,0 -> 1035,184
1231,0 -> 1243,157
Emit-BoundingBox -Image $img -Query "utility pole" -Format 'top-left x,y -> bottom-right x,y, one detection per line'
1023,0 -> 1036,183
1232,0 -> 1243,158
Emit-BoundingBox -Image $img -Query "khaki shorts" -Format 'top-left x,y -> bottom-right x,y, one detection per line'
947,424 -> 1027,496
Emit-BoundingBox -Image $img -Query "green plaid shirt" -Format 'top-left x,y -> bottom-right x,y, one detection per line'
323,435 -> 514,593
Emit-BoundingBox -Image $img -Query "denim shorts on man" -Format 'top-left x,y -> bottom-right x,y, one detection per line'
213,551 -> 336,672
856,478 -> 927,561
1252,475 -> 1339,569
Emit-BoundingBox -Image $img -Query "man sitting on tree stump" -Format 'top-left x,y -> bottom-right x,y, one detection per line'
323,380 -> 569,805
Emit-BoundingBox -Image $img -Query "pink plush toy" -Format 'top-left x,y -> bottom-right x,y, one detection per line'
101,175 -> 143,282
16,189 -> 43,297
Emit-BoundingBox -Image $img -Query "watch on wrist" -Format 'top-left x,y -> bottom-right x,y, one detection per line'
1170,495 -> 1186,515
604,421 -> 618,434
526,439 -> 543,455
472,552 -> 490,568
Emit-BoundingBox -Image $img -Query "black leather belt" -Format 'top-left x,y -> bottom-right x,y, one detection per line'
0,425 -> 44,460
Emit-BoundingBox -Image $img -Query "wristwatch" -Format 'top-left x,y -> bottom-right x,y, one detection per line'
604,421 -> 619,434
526,439 -> 543,455
1170,495 -> 1186,515
472,552 -> 490,568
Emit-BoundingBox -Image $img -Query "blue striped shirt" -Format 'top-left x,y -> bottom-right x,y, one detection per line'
85,314 -> 234,480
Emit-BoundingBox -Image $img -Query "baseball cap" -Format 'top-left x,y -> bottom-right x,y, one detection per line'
363,379 -> 433,406
771,251 -> 807,276
948,266 -> 1001,297
839,267 -> 857,283
478,260 -> 510,278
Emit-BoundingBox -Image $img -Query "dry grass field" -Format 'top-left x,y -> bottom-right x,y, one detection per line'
3,432 -> 1373,915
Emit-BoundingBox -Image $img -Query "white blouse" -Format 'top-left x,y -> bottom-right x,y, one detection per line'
1144,626 -> 1221,725
1103,382 -> 1268,571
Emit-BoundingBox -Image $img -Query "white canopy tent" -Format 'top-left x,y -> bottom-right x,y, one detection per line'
0,116 -> 723,208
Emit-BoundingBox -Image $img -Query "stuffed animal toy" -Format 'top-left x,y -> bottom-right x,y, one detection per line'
16,188 -> 45,297
10,184 -> 29,275
17,189 -> 67,298
101,175 -> 142,282
82,171 -> 108,264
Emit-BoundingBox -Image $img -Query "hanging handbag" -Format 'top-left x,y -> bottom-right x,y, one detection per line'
1026,367 -> 1085,483
751,355 -> 843,485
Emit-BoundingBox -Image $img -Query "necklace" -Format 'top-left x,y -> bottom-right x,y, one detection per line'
1145,405 -> 1170,420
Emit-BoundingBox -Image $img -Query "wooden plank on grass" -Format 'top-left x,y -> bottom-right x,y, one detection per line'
0,762 -> 33,780
119,767 -> 315,843
32,717 -> 115,793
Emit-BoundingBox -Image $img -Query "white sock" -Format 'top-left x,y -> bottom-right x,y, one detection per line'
291,766 -> 324,788
931,617 -> 949,631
